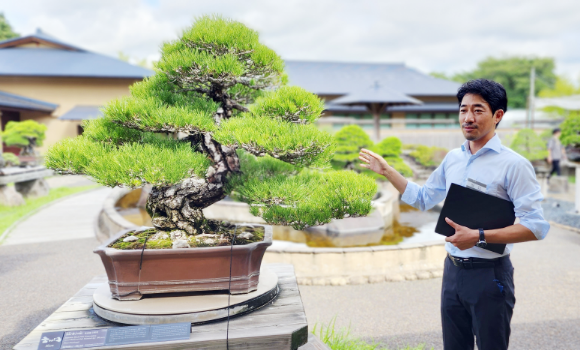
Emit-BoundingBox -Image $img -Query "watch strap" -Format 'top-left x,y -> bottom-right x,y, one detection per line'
478,228 -> 485,242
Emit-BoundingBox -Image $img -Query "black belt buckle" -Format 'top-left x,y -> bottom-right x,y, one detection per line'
463,257 -> 474,269
449,255 -> 473,269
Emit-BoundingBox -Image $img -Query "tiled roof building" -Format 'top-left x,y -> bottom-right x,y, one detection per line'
285,60 -> 461,134
0,29 -> 152,154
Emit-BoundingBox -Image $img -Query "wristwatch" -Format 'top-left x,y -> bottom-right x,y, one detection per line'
475,228 -> 487,248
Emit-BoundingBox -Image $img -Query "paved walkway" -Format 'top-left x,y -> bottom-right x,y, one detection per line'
299,225 -> 580,349
2,187 -> 111,245
1,182 -> 580,349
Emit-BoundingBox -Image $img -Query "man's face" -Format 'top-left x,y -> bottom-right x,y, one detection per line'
554,131 -> 561,138
459,93 -> 502,141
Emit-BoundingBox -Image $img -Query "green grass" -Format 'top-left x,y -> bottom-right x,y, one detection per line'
313,319 -> 431,350
568,175 -> 575,184
0,184 -> 100,243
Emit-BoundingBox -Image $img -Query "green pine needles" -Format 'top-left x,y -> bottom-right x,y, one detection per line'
3,120 -> 47,157
509,128 -> 548,162
331,124 -> 412,179
46,15 -> 376,235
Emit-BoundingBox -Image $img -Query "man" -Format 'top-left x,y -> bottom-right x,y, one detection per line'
547,128 -> 566,181
359,79 -> 549,350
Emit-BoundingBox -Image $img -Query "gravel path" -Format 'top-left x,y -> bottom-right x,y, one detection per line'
542,197 -> 580,229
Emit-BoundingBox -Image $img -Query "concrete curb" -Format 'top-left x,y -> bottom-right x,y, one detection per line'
549,220 -> 580,234
0,185 -> 102,245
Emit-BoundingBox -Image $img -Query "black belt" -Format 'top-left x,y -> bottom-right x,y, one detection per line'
448,254 -> 506,269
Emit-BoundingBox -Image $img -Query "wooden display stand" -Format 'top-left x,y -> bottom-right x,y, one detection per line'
13,264 -> 329,350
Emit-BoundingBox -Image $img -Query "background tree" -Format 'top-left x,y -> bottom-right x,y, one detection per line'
331,125 -> 374,171
0,13 -> 18,41
406,144 -> 448,168
559,111 -> 580,147
370,136 -> 412,178
331,124 -> 412,178
433,56 -> 557,109
46,16 -> 376,243
2,120 -> 47,156
510,128 -> 548,162
538,75 -> 580,117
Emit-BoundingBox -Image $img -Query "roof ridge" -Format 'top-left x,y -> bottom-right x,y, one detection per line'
285,59 -> 406,67
0,29 -> 86,51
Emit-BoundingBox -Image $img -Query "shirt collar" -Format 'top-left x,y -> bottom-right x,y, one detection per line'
461,134 -> 502,154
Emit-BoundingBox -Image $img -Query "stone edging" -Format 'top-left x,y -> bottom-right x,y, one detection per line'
264,240 -> 446,286
93,187 -> 139,243
549,220 -> 580,234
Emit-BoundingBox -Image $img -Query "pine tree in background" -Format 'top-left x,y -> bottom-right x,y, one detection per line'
46,16 -> 377,242
0,13 -> 19,41
510,128 -> 548,162
2,120 -> 47,157
331,124 -> 412,178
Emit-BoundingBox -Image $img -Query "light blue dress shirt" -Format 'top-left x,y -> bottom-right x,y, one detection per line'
401,134 -> 550,259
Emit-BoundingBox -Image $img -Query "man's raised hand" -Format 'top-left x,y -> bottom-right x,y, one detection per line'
359,149 -> 390,176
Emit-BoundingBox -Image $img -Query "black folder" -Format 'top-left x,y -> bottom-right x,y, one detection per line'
435,183 -> 515,254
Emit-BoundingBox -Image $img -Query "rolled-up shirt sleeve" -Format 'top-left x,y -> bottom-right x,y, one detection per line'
401,157 -> 448,211
506,159 -> 550,240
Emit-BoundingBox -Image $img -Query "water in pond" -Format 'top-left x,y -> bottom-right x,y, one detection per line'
117,201 -> 443,248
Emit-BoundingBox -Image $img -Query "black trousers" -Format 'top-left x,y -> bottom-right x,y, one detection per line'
548,160 -> 561,178
441,255 -> 516,350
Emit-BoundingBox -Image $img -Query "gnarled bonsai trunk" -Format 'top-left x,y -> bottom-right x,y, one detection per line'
146,132 -> 239,233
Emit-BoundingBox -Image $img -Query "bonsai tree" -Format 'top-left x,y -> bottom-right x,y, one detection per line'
331,124 -> 412,178
560,111 -> 580,147
407,144 -> 448,168
46,16 -> 376,247
2,120 -> 47,157
371,136 -> 412,178
331,124 -> 374,171
510,128 -> 548,162
2,152 -> 19,167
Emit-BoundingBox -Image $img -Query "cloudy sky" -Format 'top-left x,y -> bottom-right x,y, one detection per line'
4,0 -> 580,78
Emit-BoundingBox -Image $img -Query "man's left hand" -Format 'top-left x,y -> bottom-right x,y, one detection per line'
444,217 -> 479,250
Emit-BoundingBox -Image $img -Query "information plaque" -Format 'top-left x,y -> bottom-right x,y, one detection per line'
37,331 -> 64,350
105,325 -> 150,346
61,329 -> 107,349
39,323 -> 191,349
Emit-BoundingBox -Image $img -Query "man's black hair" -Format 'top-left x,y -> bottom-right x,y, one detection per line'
456,79 -> 508,128
553,128 -> 561,134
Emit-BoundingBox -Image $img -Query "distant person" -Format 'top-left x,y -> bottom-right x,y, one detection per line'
547,128 -> 566,181
359,79 -> 549,350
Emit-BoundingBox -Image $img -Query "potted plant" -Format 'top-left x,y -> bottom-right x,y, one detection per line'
46,16 -> 376,300
2,119 -> 47,165
509,128 -> 549,173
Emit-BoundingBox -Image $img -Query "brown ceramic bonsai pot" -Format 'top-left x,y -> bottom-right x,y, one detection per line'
94,225 -> 273,301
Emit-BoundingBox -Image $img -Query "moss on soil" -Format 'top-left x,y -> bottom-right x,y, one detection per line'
109,223 -> 265,250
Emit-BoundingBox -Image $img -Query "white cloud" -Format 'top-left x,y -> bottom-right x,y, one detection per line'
3,0 -> 580,77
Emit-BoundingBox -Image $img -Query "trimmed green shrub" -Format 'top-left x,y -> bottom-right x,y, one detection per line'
331,125 -> 412,179
560,111 -> 580,147
2,152 -> 19,167
408,145 -> 448,168
510,128 -> 548,161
